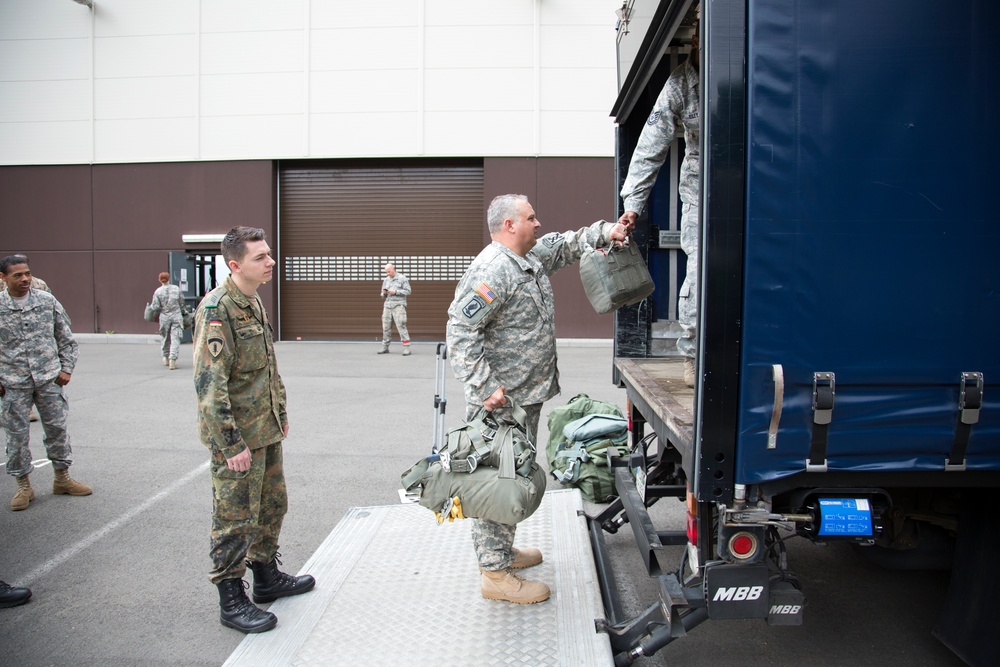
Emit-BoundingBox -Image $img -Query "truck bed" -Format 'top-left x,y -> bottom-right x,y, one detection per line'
615,357 -> 694,457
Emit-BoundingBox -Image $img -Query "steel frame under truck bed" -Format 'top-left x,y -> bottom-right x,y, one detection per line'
223,490 -> 611,666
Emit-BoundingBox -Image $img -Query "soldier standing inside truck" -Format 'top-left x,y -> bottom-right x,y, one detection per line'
618,14 -> 700,387
193,227 -> 315,634
446,194 -> 630,604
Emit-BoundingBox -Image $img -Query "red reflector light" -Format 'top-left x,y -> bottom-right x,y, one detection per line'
731,534 -> 754,555
686,512 -> 698,545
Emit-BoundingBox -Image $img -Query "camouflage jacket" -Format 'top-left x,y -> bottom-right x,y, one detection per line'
193,277 -> 287,460
620,59 -> 700,215
0,288 -> 78,389
152,283 -> 184,322
380,273 -> 411,306
446,221 -> 613,407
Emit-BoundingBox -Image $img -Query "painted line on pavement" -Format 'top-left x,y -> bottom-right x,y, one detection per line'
20,460 -> 209,586
30,458 -> 52,470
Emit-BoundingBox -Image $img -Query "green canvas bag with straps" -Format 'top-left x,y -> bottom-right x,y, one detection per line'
546,394 -> 626,503
401,398 -> 546,525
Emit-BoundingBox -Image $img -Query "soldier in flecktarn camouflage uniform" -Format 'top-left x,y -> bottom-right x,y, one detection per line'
0,254 -> 92,512
151,271 -> 185,369
193,227 -> 315,634
377,262 -> 412,355
446,194 -> 631,605
619,16 -> 701,387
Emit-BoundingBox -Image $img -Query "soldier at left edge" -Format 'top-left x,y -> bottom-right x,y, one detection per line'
2,272 -> 52,423
0,254 -> 93,512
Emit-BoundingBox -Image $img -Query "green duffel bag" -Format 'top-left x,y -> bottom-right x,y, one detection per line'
546,394 -> 624,471
578,238 -> 655,314
552,439 -> 617,503
401,399 -> 546,525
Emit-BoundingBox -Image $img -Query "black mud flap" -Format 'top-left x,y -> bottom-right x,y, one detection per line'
704,563 -> 770,619
933,489 -> 999,667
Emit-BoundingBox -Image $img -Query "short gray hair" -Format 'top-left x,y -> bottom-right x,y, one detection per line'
487,194 -> 528,235
221,226 -> 266,264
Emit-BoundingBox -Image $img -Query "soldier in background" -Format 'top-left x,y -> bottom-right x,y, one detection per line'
151,271 -> 185,370
2,274 -> 50,422
618,14 -> 700,386
193,227 -> 315,634
446,194 -> 630,604
377,262 -> 412,355
0,254 -> 92,512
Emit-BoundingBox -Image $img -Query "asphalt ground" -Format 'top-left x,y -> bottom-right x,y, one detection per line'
0,339 -> 963,666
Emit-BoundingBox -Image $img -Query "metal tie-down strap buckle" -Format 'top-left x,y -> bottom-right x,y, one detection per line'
946,372 -> 983,471
807,372 -> 835,472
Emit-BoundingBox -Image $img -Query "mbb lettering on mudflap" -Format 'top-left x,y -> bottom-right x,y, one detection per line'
712,586 -> 764,602
769,604 -> 802,615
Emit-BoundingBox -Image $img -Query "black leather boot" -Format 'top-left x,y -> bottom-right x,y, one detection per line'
217,578 -> 277,633
247,552 -> 316,603
0,580 -> 31,608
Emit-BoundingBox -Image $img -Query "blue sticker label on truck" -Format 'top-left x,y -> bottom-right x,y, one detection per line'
817,498 -> 873,537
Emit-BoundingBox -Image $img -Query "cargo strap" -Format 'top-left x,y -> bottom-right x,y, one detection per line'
946,372 -> 983,471
807,372 -> 835,472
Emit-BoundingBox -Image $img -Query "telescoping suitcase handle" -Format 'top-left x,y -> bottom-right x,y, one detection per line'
431,343 -> 448,454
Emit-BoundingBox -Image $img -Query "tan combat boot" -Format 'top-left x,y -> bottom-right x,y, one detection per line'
162,356 -> 168,366
169,359 -> 177,370
53,468 -> 92,496
10,475 -> 34,511
481,568 -> 550,604
683,358 -> 696,388
510,547 -> 543,569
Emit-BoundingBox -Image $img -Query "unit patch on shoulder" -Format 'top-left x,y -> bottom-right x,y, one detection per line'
207,319 -> 225,357
460,292 -> 493,324
541,235 -> 562,249
647,110 -> 661,126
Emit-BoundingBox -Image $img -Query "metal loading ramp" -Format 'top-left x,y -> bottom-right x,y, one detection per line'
224,489 -> 613,667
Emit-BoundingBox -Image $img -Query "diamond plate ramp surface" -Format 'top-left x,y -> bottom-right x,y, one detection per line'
224,490 -> 612,667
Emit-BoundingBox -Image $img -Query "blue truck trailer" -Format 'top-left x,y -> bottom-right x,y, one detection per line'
592,1 -> 1000,664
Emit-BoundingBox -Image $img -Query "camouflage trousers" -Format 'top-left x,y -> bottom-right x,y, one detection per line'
381,302 -> 410,346
2,380 -> 73,478
676,202 -> 700,359
159,316 -> 183,361
469,402 -> 542,571
209,441 -> 287,584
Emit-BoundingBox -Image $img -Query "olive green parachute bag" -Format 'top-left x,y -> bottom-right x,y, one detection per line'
401,398 -> 547,525
546,394 -> 627,503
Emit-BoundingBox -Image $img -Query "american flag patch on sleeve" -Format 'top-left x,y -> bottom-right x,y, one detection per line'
475,282 -> 496,303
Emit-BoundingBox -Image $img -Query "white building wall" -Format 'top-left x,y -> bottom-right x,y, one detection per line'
0,0 -> 617,166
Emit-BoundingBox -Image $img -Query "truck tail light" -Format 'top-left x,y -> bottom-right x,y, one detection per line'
686,511 -> 698,545
728,531 -> 759,560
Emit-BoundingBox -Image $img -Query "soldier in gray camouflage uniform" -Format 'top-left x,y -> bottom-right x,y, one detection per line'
377,263 -> 412,355
2,275 -> 50,424
0,255 -> 92,512
193,227 -> 315,634
619,16 -> 701,386
447,194 -> 630,604
152,271 -> 185,370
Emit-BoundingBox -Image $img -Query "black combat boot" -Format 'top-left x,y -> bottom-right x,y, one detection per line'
247,552 -> 316,603
217,578 -> 277,633
0,581 -> 32,608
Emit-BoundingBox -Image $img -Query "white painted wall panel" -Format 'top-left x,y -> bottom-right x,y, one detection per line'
539,68 -> 616,111
424,111 -> 534,156
311,28 -> 417,71
310,112 -> 419,157
201,31 -> 305,75
0,80 -> 90,123
201,73 -> 304,117
539,110 -> 614,156
95,35 -> 197,79
425,0 -> 534,26
95,118 -> 197,162
311,0 -> 416,29
95,76 -> 197,120
201,115 -> 303,159
93,0 -> 198,38
0,0 -> 90,40
424,26 -> 534,69
425,68 -> 532,112
202,0 -> 305,33
0,39 -> 91,82
540,26 -> 615,68
0,121 -> 91,165
0,0 -> 620,164
311,71 -> 416,114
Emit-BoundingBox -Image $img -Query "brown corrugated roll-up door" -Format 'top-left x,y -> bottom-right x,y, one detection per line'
278,160 -> 484,341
